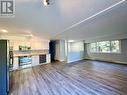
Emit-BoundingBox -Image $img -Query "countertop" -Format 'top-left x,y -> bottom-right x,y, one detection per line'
13,50 -> 49,57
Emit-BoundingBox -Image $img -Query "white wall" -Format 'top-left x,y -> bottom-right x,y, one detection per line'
67,41 -> 84,63
60,40 -> 66,61
55,40 -> 66,61
55,40 -> 60,61
85,39 -> 127,64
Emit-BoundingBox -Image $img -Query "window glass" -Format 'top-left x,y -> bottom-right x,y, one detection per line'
90,40 -> 120,53
98,41 -> 110,53
90,43 -> 96,52
111,40 -> 120,53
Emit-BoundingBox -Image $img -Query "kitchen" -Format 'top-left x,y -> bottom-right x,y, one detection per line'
1,35 -> 51,70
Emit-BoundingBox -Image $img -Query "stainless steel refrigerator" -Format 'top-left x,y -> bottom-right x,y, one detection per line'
0,40 -> 10,95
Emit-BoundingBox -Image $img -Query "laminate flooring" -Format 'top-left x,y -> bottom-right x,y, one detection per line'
9,60 -> 127,95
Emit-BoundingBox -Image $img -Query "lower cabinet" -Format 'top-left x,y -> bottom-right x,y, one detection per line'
46,54 -> 51,63
13,57 -> 19,70
12,54 -> 51,70
32,56 -> 39,66
32,54 -> 50,65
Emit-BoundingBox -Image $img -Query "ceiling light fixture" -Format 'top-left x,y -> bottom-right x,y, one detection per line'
24,34 -> 33,37
68,40 -> 75,43
43,0 -> 49,6
1,29 -> 8,33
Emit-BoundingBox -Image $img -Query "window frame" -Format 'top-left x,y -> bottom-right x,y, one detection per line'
90,40 -> 121,54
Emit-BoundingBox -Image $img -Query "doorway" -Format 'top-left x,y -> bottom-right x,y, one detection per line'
49,40 -> 56,62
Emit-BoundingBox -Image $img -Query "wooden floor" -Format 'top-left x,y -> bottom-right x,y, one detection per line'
9,60 -> 127,95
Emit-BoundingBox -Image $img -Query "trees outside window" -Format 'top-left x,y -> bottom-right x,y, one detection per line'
90,40 -> 120,53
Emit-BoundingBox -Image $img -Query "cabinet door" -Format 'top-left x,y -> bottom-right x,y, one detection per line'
32,56 -> 36,66
32,56 -> 39,66
46,54 -> 51,63
13,57 -> 19,70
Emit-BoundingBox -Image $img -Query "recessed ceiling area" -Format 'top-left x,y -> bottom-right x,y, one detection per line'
55,0 -> 127,40
0,0 -> 127,40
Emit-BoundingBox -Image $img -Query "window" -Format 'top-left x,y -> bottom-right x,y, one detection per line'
90,43 -> 96,52
111,40 -> 120,53
90,40 -> 120,53
98,41 -> 110,53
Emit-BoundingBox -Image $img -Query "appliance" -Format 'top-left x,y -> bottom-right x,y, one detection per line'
19,56 -> 32,67
39,55 -> 46,64
0,40 -> 10,95
19,46 -> 32,68
19,46 -> 31,51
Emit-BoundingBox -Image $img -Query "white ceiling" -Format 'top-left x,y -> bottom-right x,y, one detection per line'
0,0 -> 127,40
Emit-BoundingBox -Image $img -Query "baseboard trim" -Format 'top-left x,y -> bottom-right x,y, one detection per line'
85,58 -> 127,65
